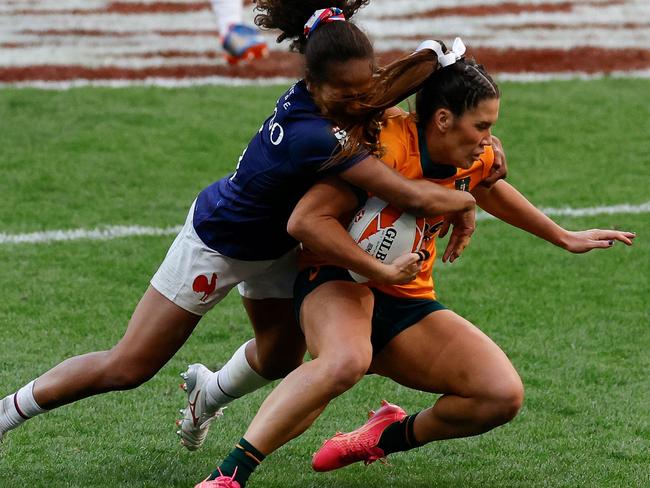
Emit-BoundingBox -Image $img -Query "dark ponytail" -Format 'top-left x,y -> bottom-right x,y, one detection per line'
335,44 -> 500,162
330,49 -> 441,163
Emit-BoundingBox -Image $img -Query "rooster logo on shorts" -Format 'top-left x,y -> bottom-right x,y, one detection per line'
192,273 -> 218,302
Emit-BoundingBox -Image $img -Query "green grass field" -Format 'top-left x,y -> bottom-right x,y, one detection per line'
0,79 -> 648,488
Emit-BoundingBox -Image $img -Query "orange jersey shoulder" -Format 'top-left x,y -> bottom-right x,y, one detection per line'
379,111 -> 423,180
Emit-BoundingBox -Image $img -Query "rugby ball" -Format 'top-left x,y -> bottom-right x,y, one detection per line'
347,197 -> 426,283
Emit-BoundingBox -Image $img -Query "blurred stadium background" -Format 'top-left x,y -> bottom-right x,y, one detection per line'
0,1 -> 648,488
1,0 -> 650,86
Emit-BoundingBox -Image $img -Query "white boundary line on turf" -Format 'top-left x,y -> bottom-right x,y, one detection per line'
1,202 -> 648,245
0,225 -> 183,245
1,70 -> 650,90
476,201 -> 650,221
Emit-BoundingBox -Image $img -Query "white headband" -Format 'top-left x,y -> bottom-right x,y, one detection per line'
415,37 -> 466,67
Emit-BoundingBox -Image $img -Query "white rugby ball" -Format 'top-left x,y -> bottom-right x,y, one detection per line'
347,197 -> 426,283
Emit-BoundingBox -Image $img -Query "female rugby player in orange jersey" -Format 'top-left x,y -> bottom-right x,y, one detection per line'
196,39 -> 635,486
293,41 -> 636,472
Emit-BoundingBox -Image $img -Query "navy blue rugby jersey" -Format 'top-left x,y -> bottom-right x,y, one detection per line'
193,80 -> 368,261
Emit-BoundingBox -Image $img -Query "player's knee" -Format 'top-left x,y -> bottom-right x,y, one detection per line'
483,377 -> 524,427
319,349 -> 372,394
323,363 -> 366,395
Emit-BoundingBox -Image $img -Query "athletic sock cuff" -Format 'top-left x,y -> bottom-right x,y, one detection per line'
238,437 -> 266,465
405,412 -> 423,448
378,411 -> 423,455
16,380 -> 47,417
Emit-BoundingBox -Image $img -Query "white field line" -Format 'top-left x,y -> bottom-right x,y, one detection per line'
476,201 -> 650,221
1,202 -> 648,245
0,225 -> 183,245
496,70 -> 650,81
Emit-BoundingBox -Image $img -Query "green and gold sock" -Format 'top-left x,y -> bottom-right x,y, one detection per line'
209,438 -> 266,487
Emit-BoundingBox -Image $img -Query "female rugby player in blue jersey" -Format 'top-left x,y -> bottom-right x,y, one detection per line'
0,1 -> 489,448
174,1 -> 505,456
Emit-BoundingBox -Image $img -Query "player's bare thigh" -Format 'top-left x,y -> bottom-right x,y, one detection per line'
300,280 -> 374,365
369,309 -> 522,398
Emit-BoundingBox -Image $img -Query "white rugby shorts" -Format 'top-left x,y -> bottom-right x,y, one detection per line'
151,201 -> 298,316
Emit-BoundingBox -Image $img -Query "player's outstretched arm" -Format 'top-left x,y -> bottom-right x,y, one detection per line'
557,228 -> 636,253
287,177 -> 422,285
472,180 -> 636,253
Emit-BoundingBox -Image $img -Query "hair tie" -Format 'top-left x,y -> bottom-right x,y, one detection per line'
415,37 -> 466,67
304,7 -> 346,39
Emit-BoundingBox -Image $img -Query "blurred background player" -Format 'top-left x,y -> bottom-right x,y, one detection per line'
212,0 -> 269,64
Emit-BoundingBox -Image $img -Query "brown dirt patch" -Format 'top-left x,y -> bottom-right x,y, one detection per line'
4,46 -> 650,83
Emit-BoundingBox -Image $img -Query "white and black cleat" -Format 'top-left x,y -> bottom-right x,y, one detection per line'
175,364 -> 225,451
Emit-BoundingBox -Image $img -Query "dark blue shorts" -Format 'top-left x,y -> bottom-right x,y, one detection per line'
293,266 -> 446,353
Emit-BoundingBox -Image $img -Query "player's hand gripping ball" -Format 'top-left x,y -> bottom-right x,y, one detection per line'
347,197 -> 427,282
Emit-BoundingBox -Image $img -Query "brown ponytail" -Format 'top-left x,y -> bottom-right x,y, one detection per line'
329,49 -> 440,165
334,46 -> 500,165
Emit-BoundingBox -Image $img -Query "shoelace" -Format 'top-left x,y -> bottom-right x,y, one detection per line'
214,467 -> 238,487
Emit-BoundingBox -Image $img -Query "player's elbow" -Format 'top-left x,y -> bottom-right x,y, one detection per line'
287,210 -> 321,246
287,211 -> 307,241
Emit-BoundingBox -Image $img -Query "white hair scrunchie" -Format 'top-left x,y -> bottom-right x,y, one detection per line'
415,37 -> 466,67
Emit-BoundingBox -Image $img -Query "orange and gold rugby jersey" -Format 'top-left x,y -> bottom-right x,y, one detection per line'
299,112 -> 494,300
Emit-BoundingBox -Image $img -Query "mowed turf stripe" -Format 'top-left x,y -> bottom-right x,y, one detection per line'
1,201 -> 648,245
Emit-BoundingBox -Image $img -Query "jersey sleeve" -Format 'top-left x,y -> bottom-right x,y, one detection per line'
480,145 -> 495,180
288,118 -> 368,175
